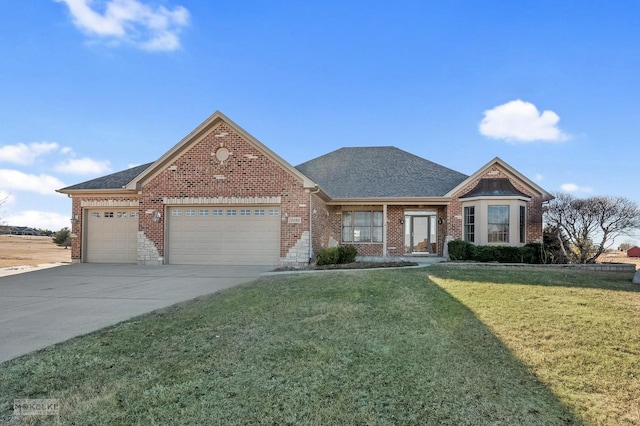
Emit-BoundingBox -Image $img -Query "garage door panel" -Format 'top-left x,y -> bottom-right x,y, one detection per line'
168,206 -> 280,265
86,209 -> 138,264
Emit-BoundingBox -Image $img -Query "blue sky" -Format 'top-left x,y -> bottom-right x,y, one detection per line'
1,1 -> 639,235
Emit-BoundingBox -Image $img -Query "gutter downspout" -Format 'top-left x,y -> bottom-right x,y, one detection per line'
309,185 -> 321,262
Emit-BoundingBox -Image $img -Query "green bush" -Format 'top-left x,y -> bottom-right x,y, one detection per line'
447,240 -> 544,264
338,245 -> 358,264
316,247 -> 340,265
448,240 -> 475,260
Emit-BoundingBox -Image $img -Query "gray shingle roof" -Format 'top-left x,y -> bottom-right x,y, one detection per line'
460,178 -> 530,199
60,163 -> 153,191
295,147 -> 468,198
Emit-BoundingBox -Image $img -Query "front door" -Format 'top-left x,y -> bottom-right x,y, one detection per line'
404,214 -> 437,254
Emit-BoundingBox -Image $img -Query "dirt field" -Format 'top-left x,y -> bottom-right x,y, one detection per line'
599,250 -> 640,269
0,235 -> 71,268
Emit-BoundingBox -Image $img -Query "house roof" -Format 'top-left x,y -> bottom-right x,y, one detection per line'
295,146 -> 468,198
59,163 -> 153,191
460,178 -> 531,199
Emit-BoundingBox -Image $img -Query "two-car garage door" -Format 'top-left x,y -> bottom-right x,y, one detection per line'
166,206 -> 281,265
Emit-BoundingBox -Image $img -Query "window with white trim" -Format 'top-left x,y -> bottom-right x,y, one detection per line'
519,205 -> 526,244
172,210 -> 182,216
464,206 -> 475,243
240,209 -> 251,216
488,206 -> 509,243
185,209 -> 196,217
268,209 -> 280,216
342,211 -> 383,243
226,209 -> 237,216
199,209 -> 209,216
212,209 -> 223,216
254,209 -> 265,216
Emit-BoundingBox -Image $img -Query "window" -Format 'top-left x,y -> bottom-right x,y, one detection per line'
342,211 -> 383,243
254,209 -> 265,216
91,212 -> 101,218
117,212 -> 127,218
488,206 -> 509,243
268,209 -> 280,216
172,210 -> 182,216
519,206 -> 526,244
464,206 -> 475,243
212,209 -> 223,216
104,211 -> 114,218
240,209 -> 251,216
185,209 -> 196,217
199,209 -> 209,216
226,209 -> 237,216
130,212 -> 139,218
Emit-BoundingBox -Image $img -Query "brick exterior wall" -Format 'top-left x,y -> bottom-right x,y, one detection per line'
321,204 -> 449,258
70,122 -> 311,265
446,164 -> 544,244
138,122 -> 310,261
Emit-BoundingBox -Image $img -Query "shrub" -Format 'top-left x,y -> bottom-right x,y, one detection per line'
337,245 -> 358,264
448,240 -> 475,260
315,247 -> 340,266
447,240 -> 545,264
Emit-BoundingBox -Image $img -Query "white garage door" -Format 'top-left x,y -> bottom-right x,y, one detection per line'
167,206 -> 280,265
85,209 -> 138,263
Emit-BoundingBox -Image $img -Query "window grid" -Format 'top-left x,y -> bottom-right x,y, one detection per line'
185,209 -> 196,217
227,209 -> 237,216
254,209 -> 265,216
488,205 -> 509,243
342,211 -> 383,243
519,206 -> 526,244
199,209 -> 209,216
268,209 -> 279,216
240,209 -> 251,216
464,206 -> 475,243
212,209 -> 223,216
172,210 -> 182,216
104,212 -> 114,218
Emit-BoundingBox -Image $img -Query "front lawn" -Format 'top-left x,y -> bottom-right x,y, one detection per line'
1,267 -> 636,424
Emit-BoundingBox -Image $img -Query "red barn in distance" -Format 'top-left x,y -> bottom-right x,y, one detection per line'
627,246 -> 640,258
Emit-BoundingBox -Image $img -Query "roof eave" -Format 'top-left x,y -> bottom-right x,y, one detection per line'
55,188 -> 139,197
326,196 -> 452,206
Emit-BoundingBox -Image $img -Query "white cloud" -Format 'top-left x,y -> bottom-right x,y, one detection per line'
0,169 -> 67,195
561,183 -> 593,193
55,157 -> 112,175
3,210 -> 70,231
0,142 -> 60,165
0,190 -> 16,206
55,0 -> 190,51
479,100 -> 571,142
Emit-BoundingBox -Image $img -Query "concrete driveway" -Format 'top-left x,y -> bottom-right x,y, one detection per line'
0,263 -> 269,364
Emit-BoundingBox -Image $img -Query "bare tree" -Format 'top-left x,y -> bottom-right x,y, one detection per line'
544,193 -> 640,263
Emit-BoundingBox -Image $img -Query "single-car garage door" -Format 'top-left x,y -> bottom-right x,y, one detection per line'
167,206 -> 280,265
85,209 -> 138,263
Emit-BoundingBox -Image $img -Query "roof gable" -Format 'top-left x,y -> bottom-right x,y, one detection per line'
446,157 -> 553,201
125,111 -> 315,190
295,147 -> 468,199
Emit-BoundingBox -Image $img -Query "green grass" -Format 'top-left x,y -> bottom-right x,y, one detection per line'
427,265 -> 640,426
2,266 -> 635,425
